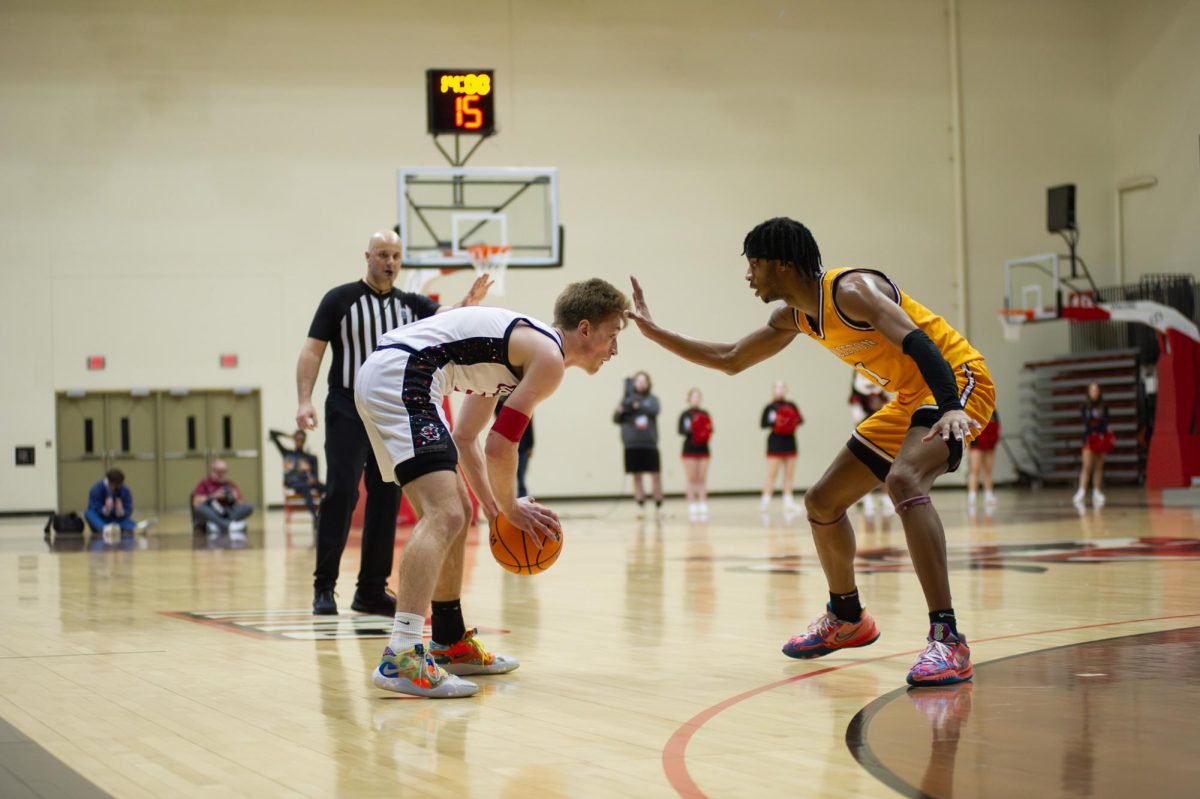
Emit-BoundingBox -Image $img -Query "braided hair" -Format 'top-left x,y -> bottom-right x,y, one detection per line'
741,217 -> 823,279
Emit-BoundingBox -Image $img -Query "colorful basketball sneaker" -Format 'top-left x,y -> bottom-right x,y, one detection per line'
429,628 -> 520,676
906,623 -> 973,687
782,605 -> 880,659
372,643 -> 478,698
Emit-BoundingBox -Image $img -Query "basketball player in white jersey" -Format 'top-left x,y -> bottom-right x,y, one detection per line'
355,278 -> 629,698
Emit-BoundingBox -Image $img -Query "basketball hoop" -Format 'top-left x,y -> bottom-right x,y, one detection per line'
997,308 -> 1032,343
468,244 -> 512,297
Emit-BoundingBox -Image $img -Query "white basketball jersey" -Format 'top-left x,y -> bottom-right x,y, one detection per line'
373,306 -> 562,397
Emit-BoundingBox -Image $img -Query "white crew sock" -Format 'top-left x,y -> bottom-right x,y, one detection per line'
387,611 -> 425,652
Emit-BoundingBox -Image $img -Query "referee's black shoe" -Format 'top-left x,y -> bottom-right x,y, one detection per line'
351,588 -> 396,617
313,588 -> 337,615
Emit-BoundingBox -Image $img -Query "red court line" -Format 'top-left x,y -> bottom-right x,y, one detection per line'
661,612 -> 1200,799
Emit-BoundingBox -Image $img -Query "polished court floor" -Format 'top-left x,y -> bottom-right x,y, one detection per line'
1,488 -> 1197,798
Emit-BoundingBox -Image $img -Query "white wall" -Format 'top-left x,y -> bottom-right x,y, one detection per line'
0,1 -> 1193,512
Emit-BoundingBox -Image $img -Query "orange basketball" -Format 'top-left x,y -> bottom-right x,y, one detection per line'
489,513 -> 563,575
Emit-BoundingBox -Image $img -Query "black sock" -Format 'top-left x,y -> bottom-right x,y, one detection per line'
929,609 -> 958,637
431,599 -> 465,646
829,589 -> 863,623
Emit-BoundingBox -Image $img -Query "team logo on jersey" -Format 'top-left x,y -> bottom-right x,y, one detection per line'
419,424 -> 442,443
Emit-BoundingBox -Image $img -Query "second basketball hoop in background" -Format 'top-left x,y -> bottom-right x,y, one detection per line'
469,244 -> 512,297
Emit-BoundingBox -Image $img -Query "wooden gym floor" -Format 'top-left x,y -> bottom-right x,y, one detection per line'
1,487 -> 1197,798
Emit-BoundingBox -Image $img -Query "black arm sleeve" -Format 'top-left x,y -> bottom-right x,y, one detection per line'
901,329 -> 961,415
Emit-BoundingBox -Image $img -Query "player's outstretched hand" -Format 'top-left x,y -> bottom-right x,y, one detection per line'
507,496 -> 561,550
923,410 -> 980,443
458,273 -> 494,307
625,276 -> 655,330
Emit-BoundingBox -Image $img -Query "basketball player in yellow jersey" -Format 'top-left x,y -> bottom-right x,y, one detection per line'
626,217 -> 994,687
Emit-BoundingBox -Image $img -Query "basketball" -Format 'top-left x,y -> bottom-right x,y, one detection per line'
489,513 -> 563,575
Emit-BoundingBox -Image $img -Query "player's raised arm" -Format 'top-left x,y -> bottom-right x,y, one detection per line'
834,272 -> 979,443
625,276 -> 797,375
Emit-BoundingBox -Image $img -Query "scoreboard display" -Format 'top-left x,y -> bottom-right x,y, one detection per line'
426,69 -> 496,135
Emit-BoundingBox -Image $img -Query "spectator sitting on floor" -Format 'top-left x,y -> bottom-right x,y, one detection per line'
192,460 -> 254,543
85,469 -> 148,537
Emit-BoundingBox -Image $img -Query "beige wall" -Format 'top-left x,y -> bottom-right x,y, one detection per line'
0,1 -> 1194,512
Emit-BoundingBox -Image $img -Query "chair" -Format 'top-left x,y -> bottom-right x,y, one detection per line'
283,486 -> 320,527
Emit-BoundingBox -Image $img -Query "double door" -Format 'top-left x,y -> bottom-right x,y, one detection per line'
56,390 -> 262,515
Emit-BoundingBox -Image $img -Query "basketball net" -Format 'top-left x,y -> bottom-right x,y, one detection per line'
468,244 -> 511,297
997,309 -> 1030,343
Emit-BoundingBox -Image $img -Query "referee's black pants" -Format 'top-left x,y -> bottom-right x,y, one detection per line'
313,389 -> 399,594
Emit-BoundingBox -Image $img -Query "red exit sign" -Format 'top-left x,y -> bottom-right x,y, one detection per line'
87,356 -> 106,370
220,354 -> 238,369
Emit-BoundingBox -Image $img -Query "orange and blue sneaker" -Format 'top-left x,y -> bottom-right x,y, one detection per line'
782,605 -> 881,659
371,643 -> 479,698
907,623 -> 973,687
429,628 -> 520,676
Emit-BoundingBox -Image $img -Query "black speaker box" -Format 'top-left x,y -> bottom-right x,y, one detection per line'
1047,184 -> 1076,233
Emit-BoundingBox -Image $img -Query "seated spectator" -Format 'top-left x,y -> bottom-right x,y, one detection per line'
86,469 -> 148,537
269,429 -> 325,523
192,459 -> 254,543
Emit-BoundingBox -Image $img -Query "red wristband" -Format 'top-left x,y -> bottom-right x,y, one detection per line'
492,405 -> 531,443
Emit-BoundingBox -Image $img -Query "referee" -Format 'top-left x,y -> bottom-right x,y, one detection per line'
296,230 -> 491,615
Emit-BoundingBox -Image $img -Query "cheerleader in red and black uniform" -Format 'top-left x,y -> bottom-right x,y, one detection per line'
967,410 -> 1000,512
761,380 -> 803,514
679,388 -> 713,521
1074,382 -> 1113,507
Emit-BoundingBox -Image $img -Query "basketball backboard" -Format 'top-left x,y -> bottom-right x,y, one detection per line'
397,166 -> 562,269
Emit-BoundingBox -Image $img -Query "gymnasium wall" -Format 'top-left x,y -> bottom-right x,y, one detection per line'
0,0 -> 1192,512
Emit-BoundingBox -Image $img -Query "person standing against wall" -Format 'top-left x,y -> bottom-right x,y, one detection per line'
614,371 -> 663,519
297,230 -> 491,615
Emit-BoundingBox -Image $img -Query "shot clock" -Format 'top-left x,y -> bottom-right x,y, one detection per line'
426,69 -> 496,135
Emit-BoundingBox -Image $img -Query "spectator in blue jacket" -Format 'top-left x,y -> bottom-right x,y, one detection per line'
86,469 -> 146,536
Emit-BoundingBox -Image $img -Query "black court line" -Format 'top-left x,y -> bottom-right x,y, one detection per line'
844,626 -> 1200,798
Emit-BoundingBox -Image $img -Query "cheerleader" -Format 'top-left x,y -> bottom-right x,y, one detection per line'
967,410 -> 1000,511
1074,382 -> 1113,507
848,372 -> 894,517
761,380 -> 803,514
679,388 -> 713,521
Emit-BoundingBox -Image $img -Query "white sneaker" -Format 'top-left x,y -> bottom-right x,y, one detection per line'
698,503 -> 709,521
372,644 -> 478,699
1072,488 -> 1086,505
687,503 -> 699,521
862,493 -> 877,517
983,491 -> 997,509
135,519 -> 152,534
783,498 -> 800,516
1092,490 -> 1106,508
760,495 -> 771,513
966,491 -> 977,508
102,522 -> 120,536
229,520 -> 247,534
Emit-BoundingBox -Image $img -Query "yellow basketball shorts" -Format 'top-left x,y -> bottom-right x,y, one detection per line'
847,359 -> 995,481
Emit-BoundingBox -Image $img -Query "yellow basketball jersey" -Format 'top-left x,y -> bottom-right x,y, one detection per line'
792,268 -> 983,397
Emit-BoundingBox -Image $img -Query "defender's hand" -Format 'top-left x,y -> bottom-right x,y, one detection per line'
459,273 -> 494,307
625,276 -> 655,329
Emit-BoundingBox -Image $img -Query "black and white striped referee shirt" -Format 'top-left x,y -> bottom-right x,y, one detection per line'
307,280 -> 440,392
